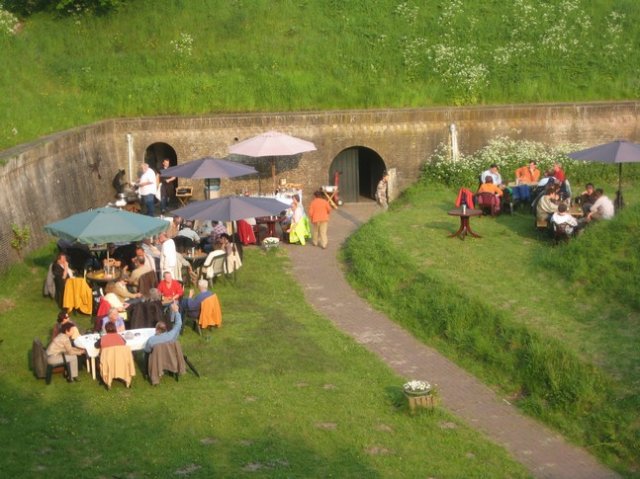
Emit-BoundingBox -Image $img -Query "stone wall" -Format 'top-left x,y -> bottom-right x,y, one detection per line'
0,101 -> 638,270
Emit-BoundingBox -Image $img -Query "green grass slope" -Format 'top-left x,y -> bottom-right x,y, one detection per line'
343,184 -> 640,476
1,0 -> 640,149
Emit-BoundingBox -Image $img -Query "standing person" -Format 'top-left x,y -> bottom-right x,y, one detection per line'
308,190 -> 332,249
157,158 -> 176,214
376,172 -> 389,211
136,162 -> 157,217
52,253 -> 71,309
46,322 -> 86,382
158,233 -> 179,280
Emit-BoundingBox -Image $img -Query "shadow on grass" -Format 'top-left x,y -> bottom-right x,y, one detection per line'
0,377 -> 381,477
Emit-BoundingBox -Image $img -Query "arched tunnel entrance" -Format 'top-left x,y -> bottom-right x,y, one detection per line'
144,142 -> 178,171
329,147 -> 386,203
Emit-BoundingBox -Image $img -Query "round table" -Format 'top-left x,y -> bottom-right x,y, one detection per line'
447,208 -> 483,240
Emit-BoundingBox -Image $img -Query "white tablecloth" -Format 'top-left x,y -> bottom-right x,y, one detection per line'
75,328 -> 156,358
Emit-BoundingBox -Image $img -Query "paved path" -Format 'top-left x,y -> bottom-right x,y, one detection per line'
286,203 -> 618,479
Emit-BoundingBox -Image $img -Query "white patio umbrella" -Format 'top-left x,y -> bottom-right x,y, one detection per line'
229,131 -> 317,192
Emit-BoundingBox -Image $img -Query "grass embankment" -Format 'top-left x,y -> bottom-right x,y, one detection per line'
1,0 -> 639,149
0,245 -> 529,478
343,184 -> 640,476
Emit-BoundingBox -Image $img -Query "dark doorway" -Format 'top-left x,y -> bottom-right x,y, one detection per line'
329,147 -> 385,203
144,143 -> 178,172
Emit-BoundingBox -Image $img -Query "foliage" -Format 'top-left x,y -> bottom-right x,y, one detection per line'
3,0 -> 124,16
0,246 -> 529,478
0,4 -> 18,35
0,0 -> 639,149
9,223 -> 30,259
421,136 -> 640,190
342,184 -> 640,475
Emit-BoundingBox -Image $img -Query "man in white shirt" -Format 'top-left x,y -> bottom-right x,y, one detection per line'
551,203 -> 578,235
480,164 -> 503,186
587,189 -> 615,222
159,233 -> 179,280
136,163 -> 157,216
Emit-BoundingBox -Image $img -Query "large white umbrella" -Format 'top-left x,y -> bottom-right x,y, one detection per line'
229,131 -> 317,192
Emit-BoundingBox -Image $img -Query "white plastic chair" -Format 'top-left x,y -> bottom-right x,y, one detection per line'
200,250 -> 227,285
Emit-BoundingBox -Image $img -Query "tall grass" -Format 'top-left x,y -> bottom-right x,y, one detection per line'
342,184 -> 640,475
1,0 -> 639,149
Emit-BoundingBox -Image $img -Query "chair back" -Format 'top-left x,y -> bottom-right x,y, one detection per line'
202,251 -> 227,280
99,345 -> 136,388
138,270 -> 158,298
147,341 -> 187,385
476,192 -> 501,216
199,294 -> 223,329
32,338 -> 48,379
174,236 -> 195,253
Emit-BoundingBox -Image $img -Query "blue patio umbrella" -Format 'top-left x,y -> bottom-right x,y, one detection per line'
158,156 -> 257,179
44,207 -> 170,245
170,195 -> 289,222
568,140 -> 640,209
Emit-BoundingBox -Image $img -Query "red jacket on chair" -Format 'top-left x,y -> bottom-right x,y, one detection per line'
455,188 -> 475,209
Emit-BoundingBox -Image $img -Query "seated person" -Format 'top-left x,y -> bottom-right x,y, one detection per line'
585,188 -> 615,222
157,271 -> 184,303
52,310 -> 80,342
180,279 -> 213,318
95,322 -> 126,349
107,279 -> 142,303
127,255 -> 152,292
101,307 -> 126,334
166,216 -> 183,239
144,302 -> 182,353
104,281 -> 140,320
536,186 -> 560,222
477,176 -> 503,197
551,203 -> 578,235
515,161 -> 540,185
577,183 -> 598,214
176,221 -> 200,244
46,322 -> 86,382
480,164 -> 503,186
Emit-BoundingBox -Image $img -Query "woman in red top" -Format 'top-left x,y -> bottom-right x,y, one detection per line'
553,162 -> 566,183
95,322 -> 126,349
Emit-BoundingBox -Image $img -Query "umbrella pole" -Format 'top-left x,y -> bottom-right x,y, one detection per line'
271,158 -> 276,194
617,163 -> 624,210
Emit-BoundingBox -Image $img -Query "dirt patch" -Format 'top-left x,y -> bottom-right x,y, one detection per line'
375,423 -> 394,432
200,437 -> 217,445
314,422 -> 337,430
322,383 -> 336,390
365,445 -> 392,455
175,463 -> 201,475
439,421 -> 457,429
0,297 -> 16,314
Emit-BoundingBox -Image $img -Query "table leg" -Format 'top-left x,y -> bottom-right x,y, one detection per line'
91,357 -> 96,380
462,217 -> 482,238
448,218 -> 466,238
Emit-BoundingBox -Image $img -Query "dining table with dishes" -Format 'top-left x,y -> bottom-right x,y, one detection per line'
74,328 -> 156,380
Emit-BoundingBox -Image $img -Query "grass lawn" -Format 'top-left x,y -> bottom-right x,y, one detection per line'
1,0 -> 639,149
0,246 -> 530,478
343,181 -> 640,476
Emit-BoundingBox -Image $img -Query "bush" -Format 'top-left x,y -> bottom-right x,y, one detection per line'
420,136 -> 640,190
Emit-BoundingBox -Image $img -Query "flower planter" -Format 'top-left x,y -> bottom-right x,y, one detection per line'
404,391 -> 436,412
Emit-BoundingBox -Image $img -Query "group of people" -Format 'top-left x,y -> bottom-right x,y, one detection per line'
471,161 -> 616,237
131,159 -> 177,217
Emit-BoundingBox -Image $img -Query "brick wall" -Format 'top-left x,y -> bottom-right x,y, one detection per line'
1,101 -> 638,270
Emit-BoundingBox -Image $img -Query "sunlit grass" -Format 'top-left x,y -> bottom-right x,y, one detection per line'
1,0 -> 639,148
343,183 -> 640,476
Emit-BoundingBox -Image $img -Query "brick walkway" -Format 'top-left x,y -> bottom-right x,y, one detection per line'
286,202 -> 619,479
